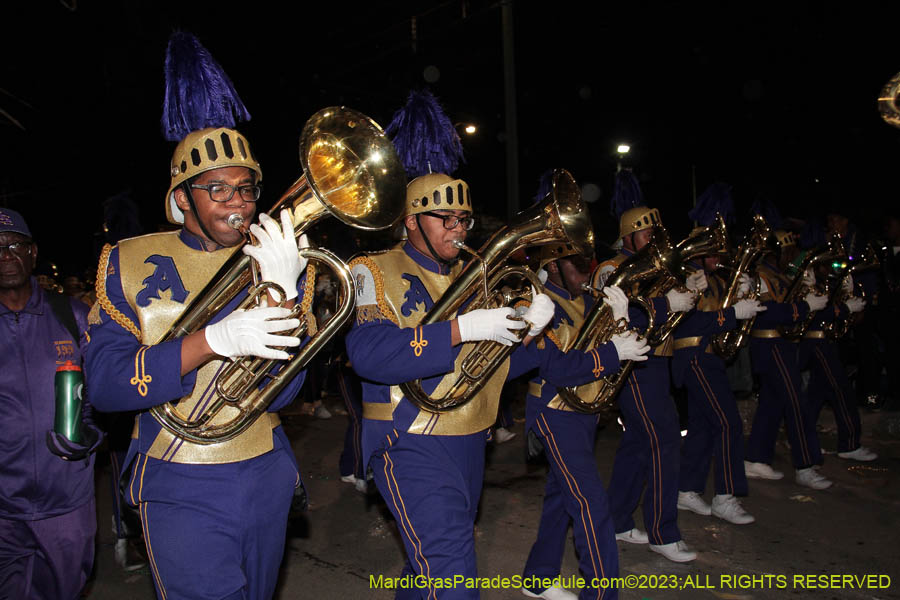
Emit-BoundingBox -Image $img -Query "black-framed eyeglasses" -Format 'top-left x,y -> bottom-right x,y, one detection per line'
190,183 -> 262,203
422,211 -> 475,231
0,241 -> 32,256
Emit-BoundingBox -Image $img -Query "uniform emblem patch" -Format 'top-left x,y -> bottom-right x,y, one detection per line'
136,255 -> 190,307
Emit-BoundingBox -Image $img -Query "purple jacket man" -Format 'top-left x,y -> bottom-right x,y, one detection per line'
0,208 -> 101,600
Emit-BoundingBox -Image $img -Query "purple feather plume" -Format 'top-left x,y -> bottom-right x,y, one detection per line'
532,169 -> 554,204
161,31 -> 251,142
609,170 -> 644,218
689,182 -> 735,226
384,89 -> 464,179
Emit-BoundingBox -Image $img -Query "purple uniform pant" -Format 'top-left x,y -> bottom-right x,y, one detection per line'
126,447 -> 297,600
523,405 -> 618,600
0,498 -> 95,600
799,339 -> 862,453
338,363 -> 366,480
368,427 -> 486,600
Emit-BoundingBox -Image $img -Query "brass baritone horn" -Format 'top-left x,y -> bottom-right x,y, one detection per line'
149,107 -> 406,443
399,169 -> 595,413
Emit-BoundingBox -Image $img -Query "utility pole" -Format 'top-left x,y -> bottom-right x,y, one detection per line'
501,0 -> 519,221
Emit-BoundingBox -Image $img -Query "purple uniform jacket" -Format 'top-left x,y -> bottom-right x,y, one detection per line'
0,278 -> 94,520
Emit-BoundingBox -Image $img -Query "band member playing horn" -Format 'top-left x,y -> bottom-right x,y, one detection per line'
744,222 -> 832,489
84,33 -> 311,600
345,92 -> 620,599
598,180 -> 702,563
518,217 -> 650,599
672,187 -> 766,525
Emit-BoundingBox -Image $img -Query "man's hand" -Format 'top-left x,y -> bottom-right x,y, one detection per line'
522,293 -> 555,336
46,423 -> 103,461
842,274 -> 854,294
802,268 -> 816,288
666,288 -> 697,313
804,292 -> 828,312
733,298 -> 767,320
242,209 -> 308,302
610,331 -> 650,362
205,306 -> 301,360
603,285 -> 629,323
457,307 -> 527,346
738,273 -> 752,296
686,271 -> 708,293
845,297 -> 866,313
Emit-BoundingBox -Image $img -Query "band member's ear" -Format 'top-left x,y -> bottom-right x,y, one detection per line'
404,215 -> 418,231
173,188 -> 192,214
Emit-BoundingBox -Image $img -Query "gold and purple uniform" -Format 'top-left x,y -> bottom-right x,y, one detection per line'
345,241 -> 616,600
745,260 -> 822,469
85,229 -> 313,600
671,269 -> 746,496
521,279 -> 620,600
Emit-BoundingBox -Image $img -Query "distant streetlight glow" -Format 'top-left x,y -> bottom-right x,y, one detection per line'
617,144 -> 631,155
464,124 -> 477,135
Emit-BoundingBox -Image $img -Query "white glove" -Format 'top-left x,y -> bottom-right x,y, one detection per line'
738,273 -> 752,296
686,271 -> 708,293
804,292 -> 828,312
802,268 -> 815,288
610,331 -> 650,362
844,296 -> 866,313
522,293 -> 555,336
457,307 -> 527,346
603,285 -> 629,323
733,298 -> 767,320
537,268 -> 549,285
205,306 -> 301,360
666,288 -> 697,313
842,274 -> 854,294
242,210 -> 308,302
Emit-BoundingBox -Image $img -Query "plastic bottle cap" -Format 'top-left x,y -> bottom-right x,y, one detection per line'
57,360 -> 82,372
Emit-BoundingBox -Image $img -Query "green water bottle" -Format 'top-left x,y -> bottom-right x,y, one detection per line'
54,360 -> 83,443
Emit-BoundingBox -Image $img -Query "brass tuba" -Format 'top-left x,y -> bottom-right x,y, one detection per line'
710,214 -> 774,359
556,227 -> 686,413
778,234 -> 846,340
824,242 -> 880,339
878,70 -> 900,128
399,169 -> 594,413
149,107 -> 406,443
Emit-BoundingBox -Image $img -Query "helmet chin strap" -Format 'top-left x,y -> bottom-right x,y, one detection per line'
415,214 -> 453,266
181,183 -> 221,249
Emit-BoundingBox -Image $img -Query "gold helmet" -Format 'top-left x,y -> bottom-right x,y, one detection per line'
774,229 -> 798,249
405,173 -> 471,217
164,127 -> 262,225
618,206 -> 662,239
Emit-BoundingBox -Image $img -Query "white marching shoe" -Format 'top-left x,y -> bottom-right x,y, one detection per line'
494,427 -> 517,444
744,461 -> 784,480
522,585 -> 578,600
838,446 -> 877,461
649,540 -> 697,563
711,494 -> 755,524
615,528 -> 648,544
795,467 -> 832,490
677,491 -> 712,515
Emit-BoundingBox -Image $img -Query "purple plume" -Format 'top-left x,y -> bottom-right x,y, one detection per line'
161,31 -> 251,142
749,197 -> 784,230
609,170 -> 644,218
384,89 -> 464,179
689,182 -> 735,226
532,169 -> 555,204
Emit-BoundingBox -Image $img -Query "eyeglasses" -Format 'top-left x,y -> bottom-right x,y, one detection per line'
190,183 -> 262,203
422,211 -> 475,231
0,241 -> 32,256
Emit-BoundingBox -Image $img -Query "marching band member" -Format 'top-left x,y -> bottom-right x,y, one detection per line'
672,185 -> 766,525
744,224 -> 831,490
598,174 -> 701,563
84,33 -> 311,599
795,229 -> 876,462
345,91 -> 621,599
519,233 -> 650,600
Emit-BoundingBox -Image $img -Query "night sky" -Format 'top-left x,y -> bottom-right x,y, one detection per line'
3,1 -> 899,278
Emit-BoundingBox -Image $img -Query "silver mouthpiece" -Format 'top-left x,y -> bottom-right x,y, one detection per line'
226,214 -> 245,231
452,240 -> 466,249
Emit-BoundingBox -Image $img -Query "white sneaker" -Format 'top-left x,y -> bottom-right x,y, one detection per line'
315,404 -> 332,419
615,528 -> 648,544
114,538 -> 147,572
354,478 -> 368,494
677,491 -> 711,516
649,540 -> 697,562
521,585 -> 577,600
494,427 -> 516,444
795,467 -> 833,490
711,494 -> 755,525
837,446 -> 878,461
340,474 -> 358,484
744,461 -> 784,480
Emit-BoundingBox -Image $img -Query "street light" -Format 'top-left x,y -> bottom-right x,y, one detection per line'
455,122 -> 477,136
616,143 -> 630,171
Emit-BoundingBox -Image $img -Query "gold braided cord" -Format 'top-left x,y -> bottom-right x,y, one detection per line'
349,255 -> 399,325
96,244 -> 142,341
299,263 -> 317,316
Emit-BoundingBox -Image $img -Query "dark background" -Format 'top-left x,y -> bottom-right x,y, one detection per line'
2,1 -> 899,278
